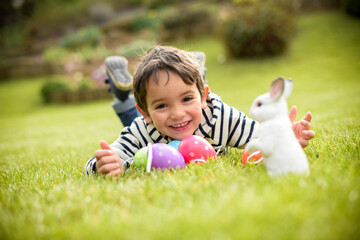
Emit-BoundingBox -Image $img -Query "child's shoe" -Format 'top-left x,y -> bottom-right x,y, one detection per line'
105,56 -> 133,101
190,51 -> 207,83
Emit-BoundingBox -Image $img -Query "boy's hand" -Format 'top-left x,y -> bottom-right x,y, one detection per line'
289,105 -> 315,148
95,140 -> 124,178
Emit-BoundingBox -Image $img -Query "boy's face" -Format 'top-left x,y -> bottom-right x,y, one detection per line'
137,70 -> 209,140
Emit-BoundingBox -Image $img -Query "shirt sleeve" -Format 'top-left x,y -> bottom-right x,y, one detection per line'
196,92 -> 259,150
84,156 -> 131,176
84,117 -> 148,176
224,103 -> 259,148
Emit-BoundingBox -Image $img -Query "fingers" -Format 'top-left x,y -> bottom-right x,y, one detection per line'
97,161 -> 122,175
303,130 -> 315,140
95,140 -> 116,160
298,130 -> 315,148
299,139 -> 309,148
94,140 -> 124,177
289,107 -> 312,124
302,112 -> 312,123
299,119 -> 311,130
95,142 -> 124,177
106,168 -> 124,179
96,154 -> 123,174
289,105 -> 297,123
95,149 -> 114,159
100,140 -> 112,150
96,154 -> 118,165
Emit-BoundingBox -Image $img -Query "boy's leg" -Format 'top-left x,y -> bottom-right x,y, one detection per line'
111,95 -> 140,127
105,56 -> 140,127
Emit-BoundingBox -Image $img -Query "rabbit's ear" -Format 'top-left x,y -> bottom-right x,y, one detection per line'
270,77 -> 285,100
283,78 -> 293,99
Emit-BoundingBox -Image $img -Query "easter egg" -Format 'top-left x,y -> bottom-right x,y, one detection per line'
147,143 -> 185,171
178,135 -> 216,164
242,149 -> 263,166
133,147 -> 148,168
168,140 -> 181,150
191,159 -> 207,164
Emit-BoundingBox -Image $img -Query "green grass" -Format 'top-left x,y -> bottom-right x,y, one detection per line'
1,10 -> 359,240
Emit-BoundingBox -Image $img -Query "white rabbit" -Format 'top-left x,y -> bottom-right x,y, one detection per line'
245,77 -> 309,177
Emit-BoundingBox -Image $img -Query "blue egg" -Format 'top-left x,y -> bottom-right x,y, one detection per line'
168,140 -> 181,150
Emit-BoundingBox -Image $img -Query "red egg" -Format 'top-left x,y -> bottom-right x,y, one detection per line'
178,135 -> 217,164
242,149 -> 263,166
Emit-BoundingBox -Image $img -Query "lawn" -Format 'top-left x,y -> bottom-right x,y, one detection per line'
0,10 -> 359,240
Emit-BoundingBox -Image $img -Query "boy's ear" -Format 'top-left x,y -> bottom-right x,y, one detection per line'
201,85 -> 209,109
136,105 -> 152,123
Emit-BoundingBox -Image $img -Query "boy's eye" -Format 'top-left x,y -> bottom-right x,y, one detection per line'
183,97 -> 193,102
155,104 -> 166,109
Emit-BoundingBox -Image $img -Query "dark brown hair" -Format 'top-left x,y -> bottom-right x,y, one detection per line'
133,46 -> 205,114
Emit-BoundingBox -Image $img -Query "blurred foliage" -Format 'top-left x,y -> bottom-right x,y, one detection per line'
343,0 -> 360,17
43,46 -> 70,64
75,46 -> 112,63
27,0 -> 96,38
0,0 -> 33,29
41,78 -> 72,103
220,1 -> 296,58
128,10 -> 160,32
40,76 -> 96,103
116,40 -> 154,58
300,0 -> 341,10
77,78 -> 95,91
0,23 -> 27,48
143,0 -> 181,9
43,45 -> 111,64
43,24 -> 110,65
160,6 -> 215,42
267,0 -> 301,13
60,25 -> 101,50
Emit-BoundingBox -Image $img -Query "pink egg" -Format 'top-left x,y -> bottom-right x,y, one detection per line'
178,135 -> 217,164
147,143 -> 185,171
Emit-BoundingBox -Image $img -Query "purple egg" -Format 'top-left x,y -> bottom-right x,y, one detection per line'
147,143 -> 185,171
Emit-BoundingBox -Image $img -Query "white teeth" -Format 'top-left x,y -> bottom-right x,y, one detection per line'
172,121 -> 189,128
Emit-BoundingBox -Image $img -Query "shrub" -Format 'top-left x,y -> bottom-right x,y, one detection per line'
43,45 -> 111,65
343,0 -> 360,17
267,0 -> 301,14
300,0 -> 341,10
129,12 -> 159,32
160,7 -> 214,41
143,0 -> 179,9
41,79 -> 72,103
77,79 -> 93,91
0,23 -> 27,48
220,3 -> 296,58
60,25 -> 101,50
116,40 -> 154,58
27,0 -> 94,39
43,46 -> 70,64
76,45 -> 111,63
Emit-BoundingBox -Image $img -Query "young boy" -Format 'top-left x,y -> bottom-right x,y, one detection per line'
85,46 -> 315,177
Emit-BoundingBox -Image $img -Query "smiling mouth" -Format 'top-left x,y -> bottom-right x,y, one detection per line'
171,121 -> 190,128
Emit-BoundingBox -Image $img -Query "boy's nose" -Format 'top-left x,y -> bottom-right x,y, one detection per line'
170,105 -> 185,120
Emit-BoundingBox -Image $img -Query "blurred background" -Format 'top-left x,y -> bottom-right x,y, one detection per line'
0,0 -> 358,103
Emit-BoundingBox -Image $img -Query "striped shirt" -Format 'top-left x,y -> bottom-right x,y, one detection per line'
85,91 -> 258,175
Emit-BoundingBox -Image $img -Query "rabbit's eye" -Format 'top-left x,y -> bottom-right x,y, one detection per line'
257,102 -> 262,107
